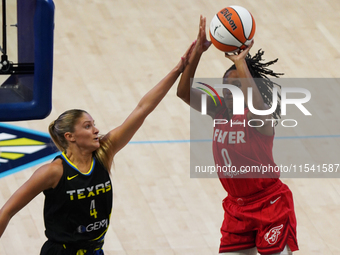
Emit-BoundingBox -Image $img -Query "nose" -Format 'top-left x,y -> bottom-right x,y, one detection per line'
94,126 -> 99,134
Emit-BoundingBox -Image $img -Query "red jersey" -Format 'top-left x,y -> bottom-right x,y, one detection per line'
212,107 -> 280,197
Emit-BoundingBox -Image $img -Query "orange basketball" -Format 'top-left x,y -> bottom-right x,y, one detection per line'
209,6 -> 256,53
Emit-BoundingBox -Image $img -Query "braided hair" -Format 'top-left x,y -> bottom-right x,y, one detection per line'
224,49 -> 283,120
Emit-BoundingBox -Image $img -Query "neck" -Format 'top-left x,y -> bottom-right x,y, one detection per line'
64,150 -> 93,173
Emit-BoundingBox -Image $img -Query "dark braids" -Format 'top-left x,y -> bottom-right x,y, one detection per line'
224,49 -> 283,120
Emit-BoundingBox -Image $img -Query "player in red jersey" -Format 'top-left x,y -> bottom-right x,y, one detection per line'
177,16 -> 298,255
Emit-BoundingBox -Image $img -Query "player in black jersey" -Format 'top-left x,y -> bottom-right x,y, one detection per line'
0,43 -> 195,254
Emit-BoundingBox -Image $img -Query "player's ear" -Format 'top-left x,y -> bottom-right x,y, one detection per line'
64,132 -> 75,142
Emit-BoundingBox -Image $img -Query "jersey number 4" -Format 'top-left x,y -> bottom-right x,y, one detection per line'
90,199 -> 98,219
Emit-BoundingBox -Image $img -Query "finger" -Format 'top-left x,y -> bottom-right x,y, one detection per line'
184,41 -> 194,57
181,56 -> 187,68
187,42 -> 195,58
199,15 -> 203,31
183,41 -> 196,59
189,41 -> 196,53
249,39 -> 254,47
225,52 -> 233,58
180,57 -> 185,72
197,16 -> 202,39
245,40 -> 254,50
225,51 -> 238,61
242,41 -> 254,55
199,26 -> 204,40
201,17 -> 206,35
249,39 -> 254,49
197,24 -> 202,39
185,54 -> 190,66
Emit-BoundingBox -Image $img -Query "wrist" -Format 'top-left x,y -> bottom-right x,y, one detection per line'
234,58 -> 247,67
193,47 -> 204,57
172,65 -> 183,75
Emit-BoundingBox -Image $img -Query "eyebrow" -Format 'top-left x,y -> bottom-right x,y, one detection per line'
83,120 -> 94,125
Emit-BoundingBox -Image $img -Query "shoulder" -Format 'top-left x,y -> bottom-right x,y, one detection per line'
35,158 -> 64,189
49,157 -> 64,174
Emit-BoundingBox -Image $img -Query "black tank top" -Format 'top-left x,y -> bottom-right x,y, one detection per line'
43,152 -> 112,246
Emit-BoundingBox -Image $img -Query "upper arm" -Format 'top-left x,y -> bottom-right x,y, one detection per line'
103,105 -> 146,157
1,161 -> 63,218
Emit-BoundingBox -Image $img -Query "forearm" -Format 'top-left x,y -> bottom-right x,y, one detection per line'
177,16 -> 211,104
0,165 -> 57,238
177,51 -> 202,103
0,208 -> 12,238
137,67 -> 181,116
235,60 -> 265,109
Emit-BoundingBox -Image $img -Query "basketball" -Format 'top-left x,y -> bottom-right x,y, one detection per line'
209,6 -> 256,53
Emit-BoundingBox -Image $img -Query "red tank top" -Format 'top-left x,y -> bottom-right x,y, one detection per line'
212,107 -> 280,197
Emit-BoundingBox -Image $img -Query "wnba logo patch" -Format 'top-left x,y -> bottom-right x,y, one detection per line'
0,123 -> 58,178
264,224 -> 283,245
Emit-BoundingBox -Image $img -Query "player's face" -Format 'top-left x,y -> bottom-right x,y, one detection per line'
223,69 -> 241,109
70,113 -> 100,151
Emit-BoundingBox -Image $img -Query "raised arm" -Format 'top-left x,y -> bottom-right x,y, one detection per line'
0,161 -> 62,238
225,41 -> 274,135
102,42 -> 195,159
177,16 -> 221,118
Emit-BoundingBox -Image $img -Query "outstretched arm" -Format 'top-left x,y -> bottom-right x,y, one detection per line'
225,40 -> 274,135
103,43 -> 195,160
0,161 -> 62,238
176,16 -> 219,117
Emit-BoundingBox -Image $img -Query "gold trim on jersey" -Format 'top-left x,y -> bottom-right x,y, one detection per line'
91,212 -> 111,242
61,152 -> 95,175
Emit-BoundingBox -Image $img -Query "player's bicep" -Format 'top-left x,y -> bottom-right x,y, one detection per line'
104,107 -> 145,156
1,163 -> 62,218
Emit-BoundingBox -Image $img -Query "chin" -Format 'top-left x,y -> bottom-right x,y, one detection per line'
92,143 -> 100,151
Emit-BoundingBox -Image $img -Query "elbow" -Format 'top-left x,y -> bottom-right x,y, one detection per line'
177,90 -> 190,105
176,89 -> 190,103
0,206 -> 14,221
176,87 -> 185,99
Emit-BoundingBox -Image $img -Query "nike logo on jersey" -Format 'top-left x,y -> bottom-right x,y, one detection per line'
270,196 -> 281,204
67,174 -> 79,180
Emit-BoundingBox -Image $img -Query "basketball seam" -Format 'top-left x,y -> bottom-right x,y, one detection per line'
211,37 -> 240,47
216,14 -> 243,46
249,14 -> 255,40
230,6 -> 247,41
248,21 -> 253,40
